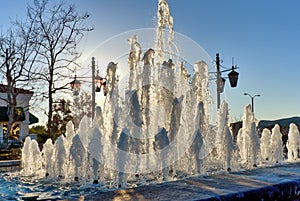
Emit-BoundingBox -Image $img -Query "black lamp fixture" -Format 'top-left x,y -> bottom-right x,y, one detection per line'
94,70 -> 107,96
227,67 -> 239,88
95,73 -> 103,92
70,76 -> 81,96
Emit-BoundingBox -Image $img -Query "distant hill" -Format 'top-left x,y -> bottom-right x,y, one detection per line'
258,116 -> 300,131
230,116 -> 300,144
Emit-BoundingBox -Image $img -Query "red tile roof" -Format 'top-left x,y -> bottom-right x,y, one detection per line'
0,84 -> 33,94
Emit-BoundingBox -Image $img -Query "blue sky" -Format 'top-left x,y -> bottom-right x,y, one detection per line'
1,0 -> 300,122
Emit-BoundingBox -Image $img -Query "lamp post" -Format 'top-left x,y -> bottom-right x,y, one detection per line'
70,57 -> 105,120
91,57 -> 96,120
244,93 -> 260,113
215,53 -> 239,109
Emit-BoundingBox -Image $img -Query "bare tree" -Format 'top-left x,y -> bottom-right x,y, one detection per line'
28,0 -> 93,139
0,15 -> 38,143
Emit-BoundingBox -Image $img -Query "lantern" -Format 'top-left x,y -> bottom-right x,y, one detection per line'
70,77 -> 81,96
228,68 -> 239,88
95,74 -> 103,92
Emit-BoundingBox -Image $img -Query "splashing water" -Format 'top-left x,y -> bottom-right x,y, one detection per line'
260,128 -> 272,162
20,0 -> 213,188
236,104 -> 260,167
270,124 -> 283,163
287,123 -> 300,161
155,0 -> 175,63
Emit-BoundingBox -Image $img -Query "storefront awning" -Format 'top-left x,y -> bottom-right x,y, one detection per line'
29,113 -> 39,125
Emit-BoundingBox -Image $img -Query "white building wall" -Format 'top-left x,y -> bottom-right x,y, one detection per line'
0,92 -> 33,141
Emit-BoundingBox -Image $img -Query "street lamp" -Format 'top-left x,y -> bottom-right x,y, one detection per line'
215,53 -> 240,109
70,57 -> 106,120
244,93 -> 260,113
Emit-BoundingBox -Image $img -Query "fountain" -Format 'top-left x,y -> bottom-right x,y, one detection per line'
2,0 -> 300,200
21,0 -> 213,186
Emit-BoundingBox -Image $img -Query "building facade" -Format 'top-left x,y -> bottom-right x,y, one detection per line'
0,84 -> 38,143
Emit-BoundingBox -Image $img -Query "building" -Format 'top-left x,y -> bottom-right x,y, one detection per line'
0,84 -> 38,143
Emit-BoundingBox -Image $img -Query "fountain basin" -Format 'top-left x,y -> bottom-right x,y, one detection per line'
2,162 -> 300,200
82,162 -> 300,201
0,160 -> 21,172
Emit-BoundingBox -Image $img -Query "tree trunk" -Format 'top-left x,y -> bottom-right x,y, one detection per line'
47,66 -> 54,141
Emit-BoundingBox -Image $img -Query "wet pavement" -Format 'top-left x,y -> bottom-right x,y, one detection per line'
83,162 -> 300,201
